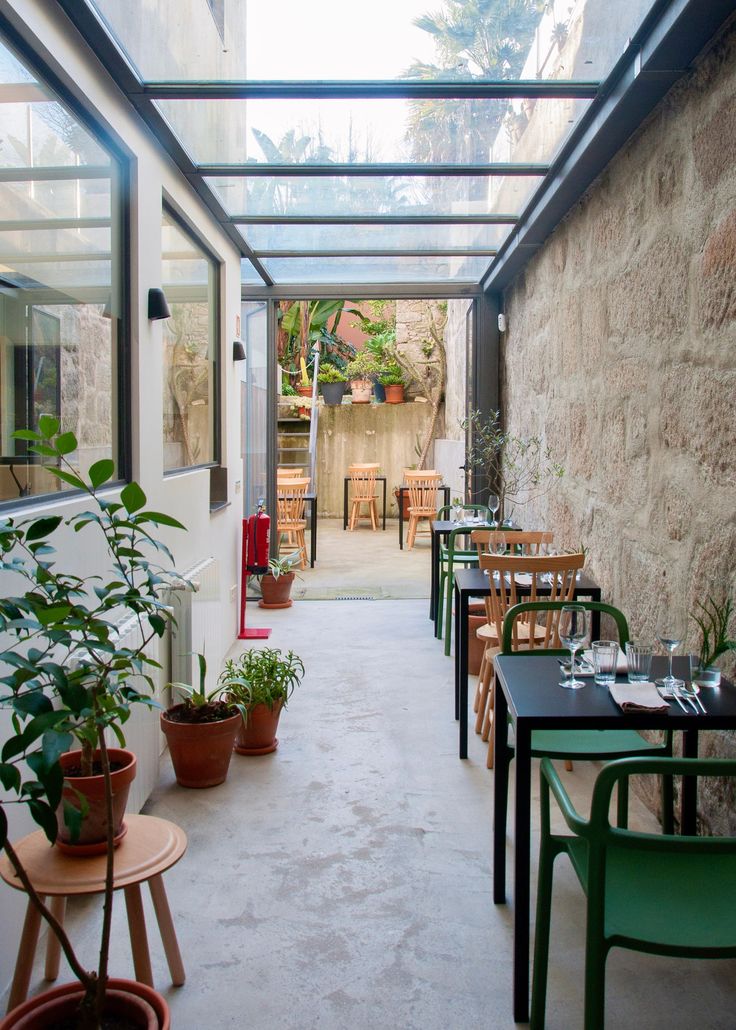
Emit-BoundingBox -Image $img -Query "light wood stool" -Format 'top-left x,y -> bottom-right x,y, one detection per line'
0,814 -> 187,1012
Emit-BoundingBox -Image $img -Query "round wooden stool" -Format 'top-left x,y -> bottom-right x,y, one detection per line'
0,814 -> 187,1013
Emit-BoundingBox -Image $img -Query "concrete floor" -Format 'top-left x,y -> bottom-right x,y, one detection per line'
7,521 -> 736,1027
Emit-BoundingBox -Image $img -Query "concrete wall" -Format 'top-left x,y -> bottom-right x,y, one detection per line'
501,24 -> 736,818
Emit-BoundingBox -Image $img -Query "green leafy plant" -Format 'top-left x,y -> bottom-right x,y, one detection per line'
263,552 -> 302,580
317,364 -> 348,384
378,361 -> 405,386
0,416 -> 186,1027
281,382 -> 297,396
167,652 -> 238,723
692,596 -> 736,670
219,647 -> 305,719
345,351 -> 380,381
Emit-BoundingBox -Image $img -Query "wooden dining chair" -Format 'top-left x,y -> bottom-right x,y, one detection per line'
277,467 -> 304,479
475,551 -> 584,768
347,464 -> 380,530
405,470 -> 442,549
276,476 -> 309,568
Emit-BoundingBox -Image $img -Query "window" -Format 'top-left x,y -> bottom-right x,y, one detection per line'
161,204 -> 219,472
0,32 -> 124,504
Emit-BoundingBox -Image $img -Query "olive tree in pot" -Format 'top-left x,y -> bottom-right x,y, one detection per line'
0,418 -> 185,1028
220,648 -> 304,755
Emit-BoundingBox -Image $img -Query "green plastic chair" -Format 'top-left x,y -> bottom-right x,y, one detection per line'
531,756 -> 736,1030
500,601 -> 673,829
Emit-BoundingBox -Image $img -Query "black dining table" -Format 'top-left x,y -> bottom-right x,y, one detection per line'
453,567 -> 602,759
492,653 -> 736,1023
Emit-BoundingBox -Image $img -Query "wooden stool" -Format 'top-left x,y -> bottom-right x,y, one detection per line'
0,814 -> 187,1012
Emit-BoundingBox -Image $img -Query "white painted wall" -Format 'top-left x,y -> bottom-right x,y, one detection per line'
0,0 -> 245,996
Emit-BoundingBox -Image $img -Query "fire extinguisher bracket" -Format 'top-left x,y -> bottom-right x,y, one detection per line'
238,511 -> 272,640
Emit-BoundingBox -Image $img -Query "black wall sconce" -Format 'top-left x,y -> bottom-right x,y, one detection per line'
233,340 -> 246,362
148,288 -> 171,321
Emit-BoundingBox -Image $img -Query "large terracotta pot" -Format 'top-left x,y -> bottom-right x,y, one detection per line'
350,378 -> 372,403
384,384 -> 405,403
234,700 -> 283,755
0,978 -> 170,1029
160,706 -> 240,787
56,748 -> 136,856
259,571 -> 295,609
468,603 -> 487,677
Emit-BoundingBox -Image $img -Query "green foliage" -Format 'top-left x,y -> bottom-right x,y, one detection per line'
691,596 -> 736,670
317,364 -> 348,384
264,552 -> 302,580
219,648 -> 305,717
167,653 -> 236,721
345,351 -> 381,381
378,361 -> 405,387
281,382 -> 297,396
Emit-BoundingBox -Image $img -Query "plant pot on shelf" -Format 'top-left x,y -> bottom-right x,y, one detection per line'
384,384 -> 405,403
373,382 -> 386,404
160,705 -> 240,787
350,378 -> 373,403
321,381 -> 346,406
234,700 -> 284,755
56,747 -> 136,856
0,978 -> 170,1030
259,571 -> 295,609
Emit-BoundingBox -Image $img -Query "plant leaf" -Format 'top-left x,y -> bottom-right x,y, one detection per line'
88,459 -> 115,488
121,482 -> 146,514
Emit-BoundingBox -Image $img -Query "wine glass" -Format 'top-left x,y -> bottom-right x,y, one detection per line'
559,605 -> 589,689
655,611 -> 687,692
488,493 -> 500,528
488,532 -> 507,556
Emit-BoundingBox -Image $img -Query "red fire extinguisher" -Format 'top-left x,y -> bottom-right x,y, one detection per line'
238,501 -> 272,640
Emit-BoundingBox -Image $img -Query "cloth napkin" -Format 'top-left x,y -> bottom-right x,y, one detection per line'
608,681 -> 669,712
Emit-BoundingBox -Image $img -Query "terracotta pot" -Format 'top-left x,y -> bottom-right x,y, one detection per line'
393,487 -> 411,520
259,571 -> 295,609
295,384 -> 312,398
0,978 -> 170,1029
384,384 -> 405,403
56,748 -> 136,856
350,378 -> 372,403
234,700 -> 283,755
160,705 -> 240,787
468,603 -> 487,677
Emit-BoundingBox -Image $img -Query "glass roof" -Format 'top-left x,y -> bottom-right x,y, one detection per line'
67,0 -> 674,290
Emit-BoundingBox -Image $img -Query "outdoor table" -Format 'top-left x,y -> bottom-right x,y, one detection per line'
343,475 -> 387,531
453,568 -> 602,759
400,486 -> 450,550
492,653 -> 736,1023
429,517 -> 492,626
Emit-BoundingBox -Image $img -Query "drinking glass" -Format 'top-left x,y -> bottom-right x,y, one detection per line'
559,605 -> 589,689
488,493 -> 500,528
488,532 -> 507,557
655,611 -> 686,691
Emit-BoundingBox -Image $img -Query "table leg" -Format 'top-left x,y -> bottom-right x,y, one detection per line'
399,487 -> 405,550
454,581 -> 461,720
44,895 -> 66,981
382,479 -> 387,530
493,682 -> 509,905
459,589 -> 469,758
149,874 -> 186,986
309,497 -> 316,567
7,894 -> 45,1011
513,723 -> 533,1024
124,883 -> 154,986
430,527 -> 439,624
681,727 -> 699,835
343,478 -> 348,531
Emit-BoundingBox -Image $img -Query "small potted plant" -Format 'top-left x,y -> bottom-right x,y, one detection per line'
690,595 -> 735,687
345,352 -> 380,403
317,364 -> 348,406
295,356 -> 312,400
221,647 -> 305,755
379,361 -> 406,403
258,552 -> 302,609
161,653 -> 243,787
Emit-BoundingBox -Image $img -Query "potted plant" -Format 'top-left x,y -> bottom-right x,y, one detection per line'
690,595 -> 735,687
317,364 -> 348,406
0,418 -> 183,1028
379,361 -> 406,403
345,352 -> 380,404
160,653 -> 243,788
258,553 -> 302,609
220,647 -> 304,755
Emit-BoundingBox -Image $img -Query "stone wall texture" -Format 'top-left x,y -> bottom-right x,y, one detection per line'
501,25 -> 736,825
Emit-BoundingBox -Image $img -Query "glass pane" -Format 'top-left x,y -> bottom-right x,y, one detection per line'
207,174 -> 538,217
258,255 -> 490,284
242,301 -> 268,516
240,223 -> 512,253
0,34 -> 120,504
162,209 -> 217,471
240,257 -> 264,283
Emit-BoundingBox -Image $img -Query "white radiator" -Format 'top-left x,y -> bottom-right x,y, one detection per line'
170,557 -> 222,696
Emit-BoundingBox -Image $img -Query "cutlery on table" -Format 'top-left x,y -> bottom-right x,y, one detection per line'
682,683 -> 706,713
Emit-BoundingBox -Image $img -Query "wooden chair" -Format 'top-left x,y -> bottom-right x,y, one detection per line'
276,476 -> 309,568
277,467 -> 304,479
475,551 -> 584,768
405,470 -> 442,549
348,464 -> 380,531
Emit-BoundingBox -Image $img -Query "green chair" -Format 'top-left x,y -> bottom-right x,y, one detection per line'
436,512 -> 490,656
531,756 -> 736,1030
500,601 -> 673,829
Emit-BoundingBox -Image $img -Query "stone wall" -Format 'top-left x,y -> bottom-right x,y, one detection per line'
501,25 -> 736,820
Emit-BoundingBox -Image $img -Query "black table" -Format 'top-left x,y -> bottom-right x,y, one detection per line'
305,493 -> 317,567
453,568 -> 602,760
343,476 -> 387,531
399,485 -> 450,550
493,653 -> 736,1023
429,518 -> 490,626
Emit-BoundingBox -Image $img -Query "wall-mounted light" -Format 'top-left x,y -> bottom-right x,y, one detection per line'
497,313 -> 507,333
233,340 -> 246,362
148,288 -> 171,321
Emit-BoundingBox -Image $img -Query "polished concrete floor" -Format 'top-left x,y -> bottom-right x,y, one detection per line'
6,522 -> 736,1027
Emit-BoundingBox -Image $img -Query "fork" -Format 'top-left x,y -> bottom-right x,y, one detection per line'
682,683 -> 706,713
676,686 -> 700,713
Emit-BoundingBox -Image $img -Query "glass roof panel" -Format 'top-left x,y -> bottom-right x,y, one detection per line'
153,97 -> 589,167
240,258 -> 262,284
257,255 -> 489,285
86,0 -> 653,85
206,175 -> 538,218
240,223 -> 512,253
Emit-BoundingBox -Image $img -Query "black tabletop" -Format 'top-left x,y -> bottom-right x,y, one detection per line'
454,567 -> 601,594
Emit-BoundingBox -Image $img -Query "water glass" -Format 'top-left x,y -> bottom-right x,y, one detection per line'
592,640 -> 619,685
626,642 -> 653,683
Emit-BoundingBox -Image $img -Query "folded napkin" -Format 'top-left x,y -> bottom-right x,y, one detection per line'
581,648 -> 628,673
608,681 -> 669,712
